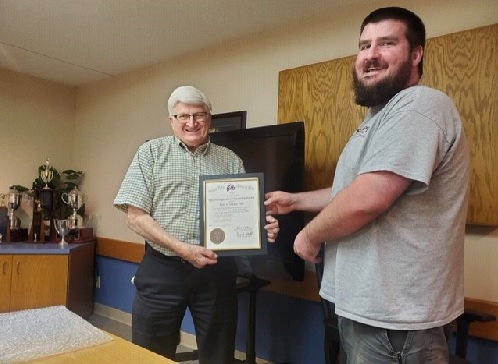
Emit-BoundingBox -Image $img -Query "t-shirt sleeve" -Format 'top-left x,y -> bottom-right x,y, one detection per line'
359,110 -> 442,193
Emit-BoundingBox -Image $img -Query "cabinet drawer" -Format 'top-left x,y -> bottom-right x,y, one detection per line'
9,255 -> 69,312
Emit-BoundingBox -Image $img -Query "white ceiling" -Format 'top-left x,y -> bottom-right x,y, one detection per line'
0,0 -> 366,87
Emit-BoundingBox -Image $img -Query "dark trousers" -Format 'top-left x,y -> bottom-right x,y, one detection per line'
132,244 -> 238,364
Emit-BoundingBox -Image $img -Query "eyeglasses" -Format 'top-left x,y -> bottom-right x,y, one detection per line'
173,112 -> 209,123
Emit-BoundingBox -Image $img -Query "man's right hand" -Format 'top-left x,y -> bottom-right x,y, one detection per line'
181,244 -> 218,269
264,190 -> 296,215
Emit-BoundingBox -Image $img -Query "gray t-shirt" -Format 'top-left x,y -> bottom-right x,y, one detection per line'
114,136 -> 245,256
320,85 -> 470,330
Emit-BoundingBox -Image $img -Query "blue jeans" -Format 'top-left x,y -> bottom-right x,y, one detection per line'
338,316 -> 449,364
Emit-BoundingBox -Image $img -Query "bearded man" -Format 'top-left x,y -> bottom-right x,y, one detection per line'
265,7 -> 470,363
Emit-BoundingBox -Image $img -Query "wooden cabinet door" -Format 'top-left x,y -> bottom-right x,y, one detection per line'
0,255 -> 13,313
10,255 -> 69,312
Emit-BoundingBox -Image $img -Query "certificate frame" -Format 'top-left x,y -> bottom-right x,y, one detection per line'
199,173 -> 267,256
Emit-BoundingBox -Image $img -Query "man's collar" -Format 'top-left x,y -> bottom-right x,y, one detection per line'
174,135 -> 209,155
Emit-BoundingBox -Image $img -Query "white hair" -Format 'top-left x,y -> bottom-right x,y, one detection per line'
167,85 -> 213,115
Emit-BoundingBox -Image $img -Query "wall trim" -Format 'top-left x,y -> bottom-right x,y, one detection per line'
95,237 -> 497,342
94,302 -> 132,326
96,237 -> 145,263
464,298 -> 498,342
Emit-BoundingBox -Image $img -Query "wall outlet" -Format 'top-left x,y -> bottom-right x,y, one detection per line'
96,276 -> 101,289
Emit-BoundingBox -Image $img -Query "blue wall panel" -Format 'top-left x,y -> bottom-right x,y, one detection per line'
448,336 -> 498,364
236,290 -> 325,364
94,256 -> 137,312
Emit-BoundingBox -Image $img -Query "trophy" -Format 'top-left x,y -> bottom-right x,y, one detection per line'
54,219 -> 69,246
40,158 -> 53,189
8,189 -> 22,231
61,187 -> 84,228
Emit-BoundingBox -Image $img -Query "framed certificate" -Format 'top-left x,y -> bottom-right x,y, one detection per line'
199,173 -> 267,256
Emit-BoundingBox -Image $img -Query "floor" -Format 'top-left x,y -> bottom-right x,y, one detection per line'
86,313 -> 199,364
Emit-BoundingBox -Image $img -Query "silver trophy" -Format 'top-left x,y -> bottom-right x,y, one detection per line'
54,219 -> 69,246
8,189 -> 22,230
40,158 -> 53,189
61,187 -> 84,228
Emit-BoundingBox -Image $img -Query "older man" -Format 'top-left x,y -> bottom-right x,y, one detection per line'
115,85 -> 279,363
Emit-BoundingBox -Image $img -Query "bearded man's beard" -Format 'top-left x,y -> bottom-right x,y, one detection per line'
353,58 -> 413,107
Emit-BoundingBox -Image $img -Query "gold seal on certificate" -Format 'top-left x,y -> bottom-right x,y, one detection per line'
210,228 -> 225,244
199,173 -> 267,256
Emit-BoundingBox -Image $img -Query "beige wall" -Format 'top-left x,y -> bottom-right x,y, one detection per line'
1,0 -> 497,301
0,69 -> 76,226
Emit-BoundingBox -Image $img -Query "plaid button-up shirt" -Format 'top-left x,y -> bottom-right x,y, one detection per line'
114,136 -> 245,256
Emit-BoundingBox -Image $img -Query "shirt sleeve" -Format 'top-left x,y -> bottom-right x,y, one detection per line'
358,89 -> 455,194
360,111 -> 440,188
113,143 -> 154,214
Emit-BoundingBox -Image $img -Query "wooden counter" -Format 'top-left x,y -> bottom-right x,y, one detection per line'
26,334 -> 177,364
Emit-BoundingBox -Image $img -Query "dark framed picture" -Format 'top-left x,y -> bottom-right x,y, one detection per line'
209,111 -> 247,133
199,173 -> 267,256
